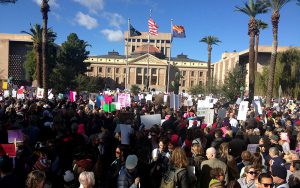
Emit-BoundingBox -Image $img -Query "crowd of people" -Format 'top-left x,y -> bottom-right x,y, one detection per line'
0,93 -> 300,188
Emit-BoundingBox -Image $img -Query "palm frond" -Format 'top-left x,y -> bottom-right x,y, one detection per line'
256,19 -> 268,30
262,0 -> 292,11
200,36 -> 221,45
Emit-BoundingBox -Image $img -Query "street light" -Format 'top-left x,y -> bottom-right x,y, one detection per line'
240,86 -> 244,101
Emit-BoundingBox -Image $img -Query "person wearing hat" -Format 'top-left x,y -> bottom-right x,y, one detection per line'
190,139 -> 205,188
270,134 -> 283,153
271,165 -> 289,188
118,155 -> 140,188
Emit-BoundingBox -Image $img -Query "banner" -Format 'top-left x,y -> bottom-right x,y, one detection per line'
0,144 -> 16,157
4,90 -> 9,98
2,81 -> 8,90
118,93 -> 131,108
7,129 -> 23,143
237,101 -> 249,121
140,114 -> 162,129
36,87 -> 44,99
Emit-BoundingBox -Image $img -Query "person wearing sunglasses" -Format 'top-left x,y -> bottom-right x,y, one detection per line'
237,165 -> 257,188
257,173 -> 274,188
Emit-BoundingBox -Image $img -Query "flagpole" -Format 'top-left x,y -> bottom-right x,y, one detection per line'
167,19 -> 173,94
147,9 -> 152,92
126,18 -> 130,91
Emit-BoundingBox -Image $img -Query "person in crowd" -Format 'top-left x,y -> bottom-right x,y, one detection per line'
237,151 -> 253,172
201,147 -> 228,188
189,138 -> 206,188
270,134 -> 284,153
229,112 -> 238,133
118,154 -> 140,188
209,167 -> 226,187
211,129 -> 224,152
0,154 -> 24,188
288,160 -> 300,188
237,165 -> 257,188
271,164 -> 289,188
26,170 -> 46,188
219,142 -> 239,180
257,173 -> 273,188
229,131 -> 247,162
78,171 -> 95,188
168,147 -> 189,188
269,147 -> 285,169
280,132 -> 291,154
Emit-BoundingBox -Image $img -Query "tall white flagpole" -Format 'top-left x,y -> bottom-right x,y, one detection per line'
126,18 -> 130,90
147,9 -> 152,91
167,19 -> 173,93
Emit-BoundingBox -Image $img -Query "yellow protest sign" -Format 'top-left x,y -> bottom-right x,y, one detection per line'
2,82 -> 8,90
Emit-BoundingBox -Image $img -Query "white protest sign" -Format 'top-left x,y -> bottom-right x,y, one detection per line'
253,100 -> 262,115
120,124 -> 132,145
17,93 -> 25,99
4,90 -> 9,98
12,90 -> 17,98
140,114 -> 162,130
36,87 -> 44,99
197,100 -> 209,117
204,109 -> 214,125
188,120 -> 201,129
146,94 -> 152,101
0,96 -> 3,101
48,89 -> 54,100
89,99 -> 95,110
163,95 -> 168,103
237,101 -> 249,121
204,96 -> 214,108
236,98 -> 242,105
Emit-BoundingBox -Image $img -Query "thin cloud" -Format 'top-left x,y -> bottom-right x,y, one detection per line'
73,0 -> 104,14
75,12 -> 99,30
101,29 -> 123,42
33,0 -> 60,8
103,12 -> 125,29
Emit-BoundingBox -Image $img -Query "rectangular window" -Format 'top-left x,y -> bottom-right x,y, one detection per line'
136,75 -> 143,84
98,67 -> 102,72
191,71 -> 194,77
137,68 -> 142,74
199,72 -> 203,77
124,68 -> 126,74
90,67 -> 94,71
116,77 -> 119,83
137,39 -> 140,42
132,39 -> 136,42
107,68 -> 111,73
150,40 -> 155,43
132,46 -> 135,52
161,47 -> 164,54
116,68 -> 119,73
142,39 -> 148,42
182,71 -> 186,76
182,80 -> 186,87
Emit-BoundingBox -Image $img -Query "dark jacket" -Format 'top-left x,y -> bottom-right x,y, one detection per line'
176,167 -> 189,188
117,166 -> 138,188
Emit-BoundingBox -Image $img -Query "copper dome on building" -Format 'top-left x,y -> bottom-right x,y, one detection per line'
131,44 -> 164,58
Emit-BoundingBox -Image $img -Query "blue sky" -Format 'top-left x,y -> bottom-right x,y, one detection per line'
0,0 -> 299,63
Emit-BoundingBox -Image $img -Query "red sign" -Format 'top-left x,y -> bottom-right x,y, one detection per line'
0,144 -> 16,157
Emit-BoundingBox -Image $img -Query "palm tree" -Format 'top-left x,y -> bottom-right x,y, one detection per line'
200,36 -> 221,93
22,24 -> 43,87
235,0 -> 269,103
263,0 -> 292,107
254,19 -> 268,71
41,0 -> 50,99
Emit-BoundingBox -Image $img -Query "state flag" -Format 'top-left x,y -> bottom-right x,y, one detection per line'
172,25 -> 186,38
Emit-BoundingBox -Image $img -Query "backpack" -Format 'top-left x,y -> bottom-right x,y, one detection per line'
160,168 -> 185,188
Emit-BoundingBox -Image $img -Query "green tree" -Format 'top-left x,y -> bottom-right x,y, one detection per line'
189,84 -> 205,95
23,50 -> 35,82
170,72 -> 183,94
263,0 -> 292,107
21,24 -> 43,87
235,0 -> 269,103
254,19 -> 268,71
130,84 -> 140,96
41,0 -> 50,99
57,33 -> 89,74
221,66 -> 246,102
22,24 -> 56,86
200,36 -> 221,93
75,74 -> 105,93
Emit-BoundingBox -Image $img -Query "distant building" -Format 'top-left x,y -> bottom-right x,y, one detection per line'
213,46 -> 300,89
0,33 -> 32,86
85,32 -> 209,92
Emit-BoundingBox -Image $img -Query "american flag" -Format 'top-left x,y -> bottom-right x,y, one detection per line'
148,18 -> 158,36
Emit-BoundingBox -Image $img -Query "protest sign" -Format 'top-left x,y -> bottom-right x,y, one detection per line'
17,93 -> 25,99
237,101 -> 249,121
146,94 -> 152,102
36,87 -> 44,99
12,89 -> 17,98
111,102 -> 121,110
140,114 -> 161,129
120,124 -> 132,145
2,82 -> 8,90
253,100 -> 262,115
0,144 -> 16,157
4,90 -> 9,98
247,144 -> 259,153
7,129 -> 23,143
236,98 -> 242,105
170,94 -> 180,110
70,91 -> 77,102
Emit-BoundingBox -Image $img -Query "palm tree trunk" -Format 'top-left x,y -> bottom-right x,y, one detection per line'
254,34 -> 259,72
248,33 -> 255,103
207,46 -> 212,93
266,12 -> 280,107
41,0 -> 48,99
35,46 -> 42,87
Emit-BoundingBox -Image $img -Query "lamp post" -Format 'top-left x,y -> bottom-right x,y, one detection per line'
240,86 -> 244,101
